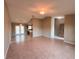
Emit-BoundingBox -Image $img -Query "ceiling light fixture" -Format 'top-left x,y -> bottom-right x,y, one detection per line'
40,11 -> 45,15
55,16 -> 64,19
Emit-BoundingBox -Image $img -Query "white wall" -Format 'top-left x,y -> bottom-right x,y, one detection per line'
51,17 -> 55,38
4,2 -> 11,58
64,14 -> 75,44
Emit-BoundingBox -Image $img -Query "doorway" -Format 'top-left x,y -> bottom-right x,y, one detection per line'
54,16 -> 64,40
15,24 -> 24,35
15,24 -> 25,42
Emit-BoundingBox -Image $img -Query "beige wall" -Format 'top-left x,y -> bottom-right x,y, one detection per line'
32,18 -> 43,37
64,14 -> 75,44
32,17 -> 51,38
32,15 -> 75,44
42,17 -> 51,38
4,2 -> 11,58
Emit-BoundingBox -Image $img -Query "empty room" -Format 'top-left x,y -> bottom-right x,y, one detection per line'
4,0 -> 75,59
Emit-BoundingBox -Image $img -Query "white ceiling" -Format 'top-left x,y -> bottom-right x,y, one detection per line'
5,0 -> 75,23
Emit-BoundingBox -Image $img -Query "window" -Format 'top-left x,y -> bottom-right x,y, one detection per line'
15,24 -> 24,35
20,25 -> 24,34
15,25 -> 20,35
28,25 -> 32,29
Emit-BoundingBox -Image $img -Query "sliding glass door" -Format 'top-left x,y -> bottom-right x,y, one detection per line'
15,24 -> 24,35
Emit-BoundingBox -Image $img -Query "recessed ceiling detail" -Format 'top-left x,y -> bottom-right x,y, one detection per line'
5,0 -> 75,23
28,3 -> 55,15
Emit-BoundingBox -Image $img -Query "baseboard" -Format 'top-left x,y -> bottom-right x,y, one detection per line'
42,35 -> 51,39
64,40 -> 75,45
32,36 -> 51,40
50,36 -> 64,40
33,35 -> 43,38
4,41 -> 11,59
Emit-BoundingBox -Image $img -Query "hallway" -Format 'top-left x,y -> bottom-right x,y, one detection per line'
6,37 -> 75,59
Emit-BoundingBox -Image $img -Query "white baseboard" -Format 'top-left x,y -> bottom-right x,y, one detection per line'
50,36 -> 64,40
5,41 -> 11,59
64,40 -> 75,45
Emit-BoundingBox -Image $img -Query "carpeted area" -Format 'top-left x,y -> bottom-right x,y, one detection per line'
6,37 -> 75,59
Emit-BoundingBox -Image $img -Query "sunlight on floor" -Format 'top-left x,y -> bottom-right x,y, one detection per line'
15,35 -> 25,43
